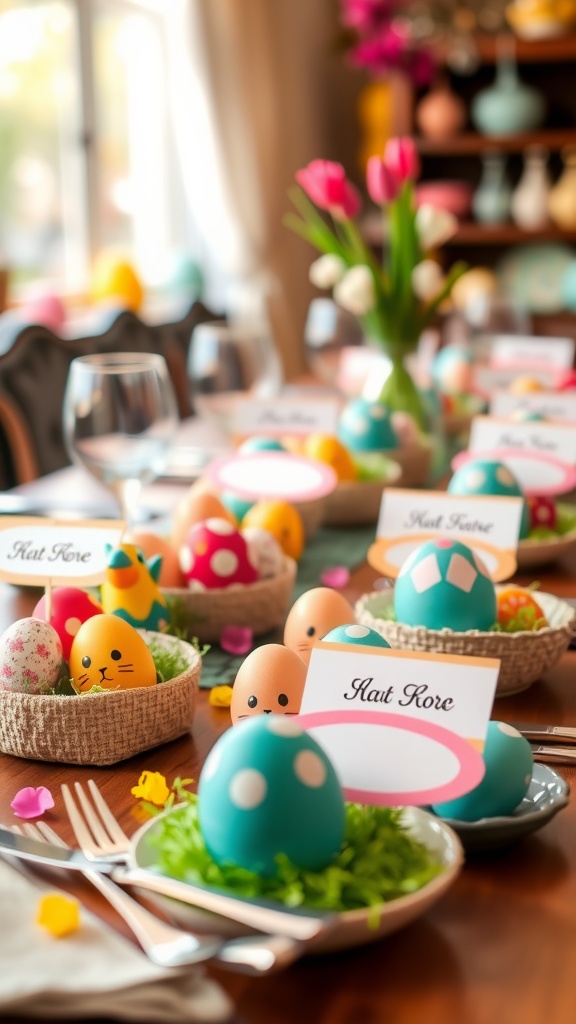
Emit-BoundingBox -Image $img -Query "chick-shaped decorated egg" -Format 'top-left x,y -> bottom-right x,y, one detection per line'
303,434 -> 357,482
124,531 -> 185,588
394,538 -> 497,632
69,614 -> 157,692
242,500 -> 304,561
321,624 -> 391,648
337,397 -> 398,453
179,518 -> 259,590
448,459 -> 530,539
497,586 -> 548,631
432,721 -> 533,822
198,714 -> 345,876
239,436 -> 286,453
33,587 -> 103,660
241,526 -> 285,578
431,345 -> 474,396
528,495 -> 557,533
231,643 -> 307,724
284,588 -> 356,665
0,618 -> 63,694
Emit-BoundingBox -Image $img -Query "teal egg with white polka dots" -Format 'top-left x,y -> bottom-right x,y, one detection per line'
239,437 -> 286,453
432,345 -> 474,395
197,715 -> 345,876
394,538 -> 497,632
321,624 -> 391,648
448,459 -> 529,539
432,721 -> 533,822
337,398 -> 398,452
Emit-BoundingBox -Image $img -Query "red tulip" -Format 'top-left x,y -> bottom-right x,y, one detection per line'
366,155 -> 399,204
384,137 -> 420,184
296,160 -> 361,220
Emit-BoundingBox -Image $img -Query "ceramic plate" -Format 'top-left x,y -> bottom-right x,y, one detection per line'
432,763 -> 570,854
129,806 -> 463,954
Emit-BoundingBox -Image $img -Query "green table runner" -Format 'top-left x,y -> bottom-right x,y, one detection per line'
199,524 -> 376,689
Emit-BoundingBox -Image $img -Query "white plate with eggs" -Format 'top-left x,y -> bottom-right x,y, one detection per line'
128,805 -> 464,954
432,763 -> 570,854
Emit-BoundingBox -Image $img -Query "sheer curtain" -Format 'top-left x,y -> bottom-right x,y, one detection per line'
165,0 -> 359,380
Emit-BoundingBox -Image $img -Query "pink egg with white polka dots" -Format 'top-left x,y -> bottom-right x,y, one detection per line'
179,518 -> 259,590
33,587 -> 103,660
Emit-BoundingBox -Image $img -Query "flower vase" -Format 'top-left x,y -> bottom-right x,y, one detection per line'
362,350 -> 427,431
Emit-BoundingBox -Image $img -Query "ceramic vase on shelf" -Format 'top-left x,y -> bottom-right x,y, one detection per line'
511,146 -> 551,230
548,147 -> 576,230
416,76 -> 467,140
471,36 -> 546,135
472,152 -> 512,224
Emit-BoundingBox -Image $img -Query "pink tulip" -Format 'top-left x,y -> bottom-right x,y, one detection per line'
384,137 -> 420,185
296,160 -> 361,220
366,155 -> 399,204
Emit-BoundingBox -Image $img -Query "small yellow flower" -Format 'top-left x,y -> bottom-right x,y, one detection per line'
130,770 -> 170,806
36,893 -> 80,937
209,685 -> 233,708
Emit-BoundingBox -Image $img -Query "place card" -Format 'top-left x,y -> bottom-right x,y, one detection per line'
367,487 -> 522,581
490,333 -> 575,372
456,415 -> 576,495
298,642 -> 500,806
232,396 -> 340,439
474,365 -> 559,395
0,517 -> 123,587
489,389 -> 576,422
207,450 -> 337,502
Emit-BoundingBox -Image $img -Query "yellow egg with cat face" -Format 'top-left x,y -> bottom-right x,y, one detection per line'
69,615 -> 157,692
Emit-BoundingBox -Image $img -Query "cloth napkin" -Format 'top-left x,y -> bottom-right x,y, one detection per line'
0,857 -> 233,1022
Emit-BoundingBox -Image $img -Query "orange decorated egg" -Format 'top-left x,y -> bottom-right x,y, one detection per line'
509,376 -> 543,395
230,643 -> 308,724
69,615 -> 157,692
303,434 -> 357,482
497,587 -> 548,631
284,588 -> 356,665
125,530 -> 185,588
172,486 -> 236,550
242,500 -> 304,561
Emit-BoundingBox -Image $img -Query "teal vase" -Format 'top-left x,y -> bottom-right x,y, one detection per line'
472,153 -> 512,225
471,49 -> 545,135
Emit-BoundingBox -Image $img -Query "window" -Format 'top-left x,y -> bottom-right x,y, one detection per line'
0,0 -> 186,296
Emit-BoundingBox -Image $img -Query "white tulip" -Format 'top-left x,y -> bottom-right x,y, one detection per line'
309,253 -> 346,289
411,259 -> 445,301
416,204 -> 459,251
333,265 -> 376,316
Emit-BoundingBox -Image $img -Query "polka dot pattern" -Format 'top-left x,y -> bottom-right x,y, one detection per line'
294,750 -> 326,788
206,518 -> 235,535
64,616 -> 82,639
179,547 -> 193,573
267,718 -> 303,738
229,768 -> 267,809
344,624 -> 370,638
210,549 -> 239,578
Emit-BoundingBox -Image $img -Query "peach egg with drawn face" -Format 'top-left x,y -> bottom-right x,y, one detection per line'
230,644 -> 308,725
69,614 -> 157,692
283,587 -> 356,665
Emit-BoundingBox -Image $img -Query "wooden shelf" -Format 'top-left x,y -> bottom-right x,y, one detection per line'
446,222 -> 576,245
474,33 -> 576,64
417,129 -> 576,156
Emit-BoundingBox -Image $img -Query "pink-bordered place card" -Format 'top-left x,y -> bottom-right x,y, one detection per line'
489,389 -> 576,422
232,396 -> 340,439
456,415 -> 576,496
368,487 -> 523,582
298,642 -> 500,806
207,451 -> 337,502
489,334 -> 575,373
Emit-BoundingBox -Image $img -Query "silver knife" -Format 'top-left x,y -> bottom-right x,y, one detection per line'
0,827 -> 333,942
509,722 -> 576,743
530,745 -> 576,765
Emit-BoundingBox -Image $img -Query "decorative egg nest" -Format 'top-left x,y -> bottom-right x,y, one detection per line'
0,631 -> 201,766
163,556 -> 297,644
322,460 -> 402,527
390,442 -> 433,489
517,505 -> 576,569
293,496 -> 326,539
355,589 -> 576,697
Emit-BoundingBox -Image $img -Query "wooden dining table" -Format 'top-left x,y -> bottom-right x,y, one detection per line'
2,467 -> 576,1024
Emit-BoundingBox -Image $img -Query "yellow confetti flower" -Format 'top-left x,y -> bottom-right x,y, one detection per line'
209,685 -> 233,708
36,893 -> 80,938
130,770 -> 170,806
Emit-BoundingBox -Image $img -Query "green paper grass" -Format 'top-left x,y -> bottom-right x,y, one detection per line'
148,794 -> 442,916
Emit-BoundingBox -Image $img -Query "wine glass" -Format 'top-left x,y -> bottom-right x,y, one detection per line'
63,352 -> 179,528
187,319 -> 283,433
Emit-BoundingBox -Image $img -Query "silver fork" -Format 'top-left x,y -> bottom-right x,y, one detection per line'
14,817 -> 303,975
62,780 -> 335,943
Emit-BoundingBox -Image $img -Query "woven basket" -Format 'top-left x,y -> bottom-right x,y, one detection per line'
517,530 -> 576,570
163,556 -> 297,644
390,442 -> 433,488
294,496 -> 326,539
356,589 -> 576,697
0,632 -> 201,766
322,461 -> 401,527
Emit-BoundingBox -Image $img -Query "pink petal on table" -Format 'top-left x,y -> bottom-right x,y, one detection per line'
11,786 -> 55,819
220,626 -> 254,656
320,566 -> 350,589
